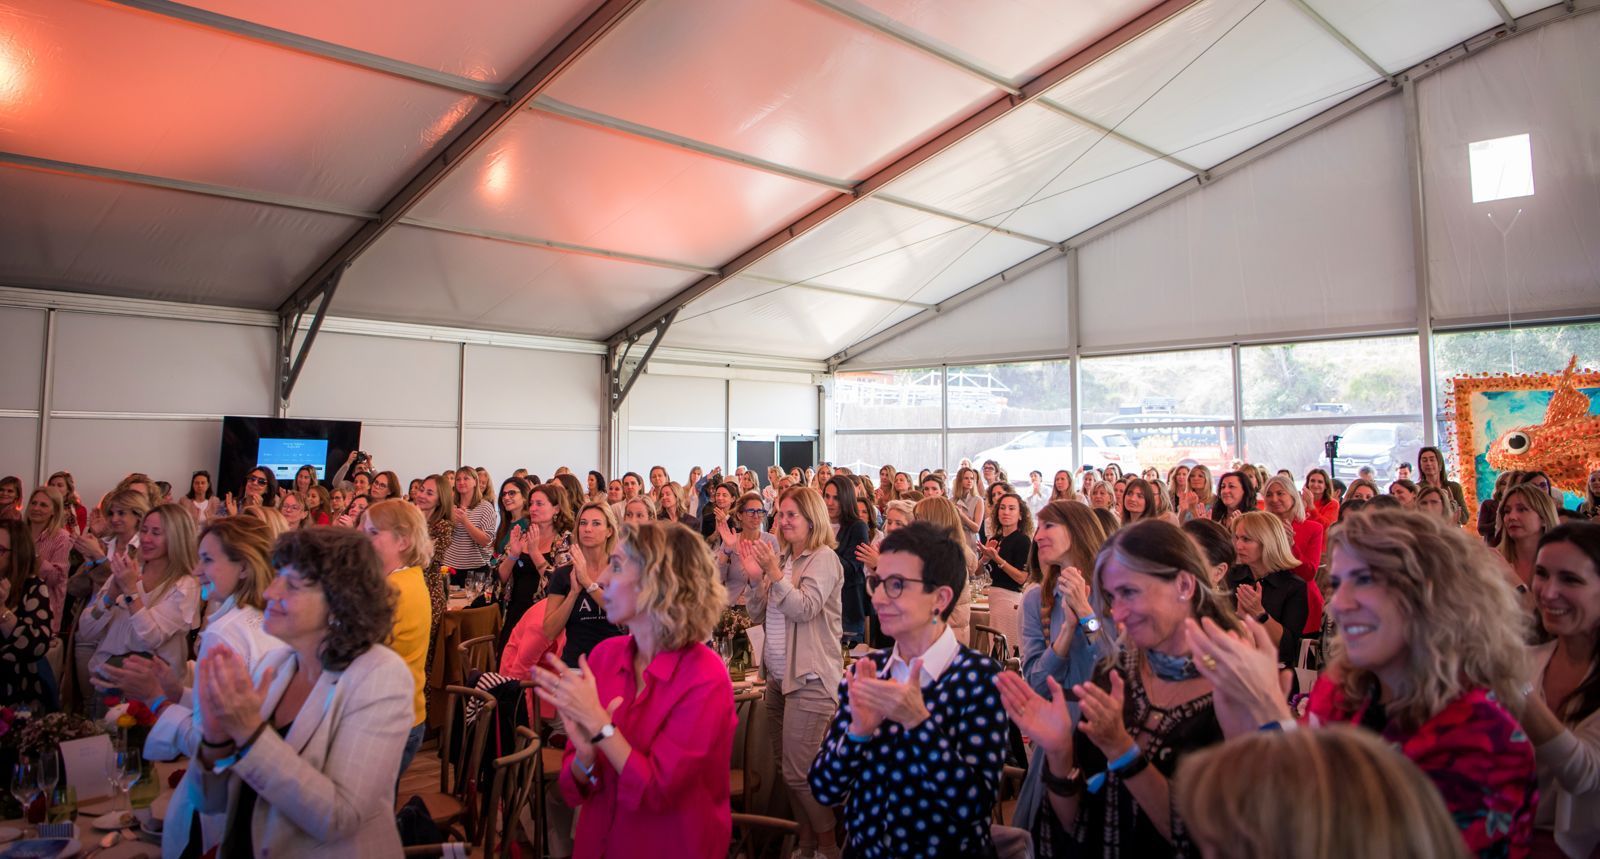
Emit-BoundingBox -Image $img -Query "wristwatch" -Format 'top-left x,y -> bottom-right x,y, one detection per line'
1078,615 -> 1102,635
1255,611 -> 1270,624
589,723 -> 616,745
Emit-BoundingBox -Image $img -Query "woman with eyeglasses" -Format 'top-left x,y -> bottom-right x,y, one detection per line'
368,470 -> 400,503
739,486 -> 843,858
810,521 -> 1007,858
715,492 -> 779,609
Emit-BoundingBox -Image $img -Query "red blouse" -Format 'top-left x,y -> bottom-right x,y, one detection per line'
558,636 -> 736,859
1307,497 -> 1339,529
1306,677 -> 1536,858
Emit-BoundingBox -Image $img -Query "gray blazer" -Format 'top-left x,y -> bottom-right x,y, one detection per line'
192,644 -> 413,857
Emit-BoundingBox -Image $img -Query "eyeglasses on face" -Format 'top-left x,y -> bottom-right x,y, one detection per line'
739,507 -> 765,516
865,574 -> 926,599
245,476 -> 268,486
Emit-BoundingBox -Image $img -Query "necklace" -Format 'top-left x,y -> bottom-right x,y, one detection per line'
1146,648 -> 1201,682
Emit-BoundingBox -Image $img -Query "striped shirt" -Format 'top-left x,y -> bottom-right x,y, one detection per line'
442,501 -> 498,569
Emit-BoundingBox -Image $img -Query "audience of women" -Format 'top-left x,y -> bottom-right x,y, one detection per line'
191,527 -> 414,856
1189,507 -> 1537,856
80,502 -> 201,714
0,519 -> 52,707
1000,519 -> 1240,856
739,487 -> 843,858
810,521 -> 1007,858
361,499 -> 434,775
543,501 -> 626,667
534,521 -> 735,859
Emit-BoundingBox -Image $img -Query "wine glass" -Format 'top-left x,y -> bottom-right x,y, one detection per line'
11,758 -> 40,834
109,743 -> 142,817
37,749 -> 59,811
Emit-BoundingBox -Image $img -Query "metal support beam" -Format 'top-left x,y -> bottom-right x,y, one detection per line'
107,0 -> 506,100
276,0 -> 647,315
611,0 -> 1202,347
1230,343 -> 1245,462
1035,100 -> 1204,175
1486,0 -> 1518,30
1067,248 -> 1083,472
276,264 -> 349,411
35,309 -> 56,486
806,0 -> 1021,94
1403,79 -> 1438,446
831,0 -> 1597,367
1284,0 -> 1397,84
608,309 -> 678,414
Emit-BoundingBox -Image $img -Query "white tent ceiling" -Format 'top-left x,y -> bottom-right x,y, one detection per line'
0,0 -> 1571,361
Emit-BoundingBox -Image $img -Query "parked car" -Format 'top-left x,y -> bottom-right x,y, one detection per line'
1331,422 -> 1422,481
971,428 -> 1141,479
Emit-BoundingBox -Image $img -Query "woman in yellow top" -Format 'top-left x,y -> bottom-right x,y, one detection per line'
361,500 -> 434,776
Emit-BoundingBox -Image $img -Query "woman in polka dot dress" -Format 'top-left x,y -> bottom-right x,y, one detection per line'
809,521 -> 1007,859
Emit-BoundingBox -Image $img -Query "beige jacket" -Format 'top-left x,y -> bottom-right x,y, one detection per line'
747,547 -> 843,698
194,644 -> 413,858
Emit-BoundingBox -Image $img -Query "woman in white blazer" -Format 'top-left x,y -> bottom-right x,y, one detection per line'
188,526 -> 413,858
95,516 -> 286,858
1523,523 -> 1600,858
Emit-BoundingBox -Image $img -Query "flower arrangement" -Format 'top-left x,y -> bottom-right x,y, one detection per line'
102,697 -> 158,734
7,711 -> 103,756
715,606 -> 754,681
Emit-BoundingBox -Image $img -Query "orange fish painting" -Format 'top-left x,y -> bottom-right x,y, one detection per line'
1485,357 -> 1600,494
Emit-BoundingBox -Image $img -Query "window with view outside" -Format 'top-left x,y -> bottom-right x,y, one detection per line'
1081,349 -> 1235,474
832,369 -> 942,430
947,361 -> 1071,428
951,429 -> 1073,480
1241,336 -> 1422,419
1430,321 -> 1600,491
1245,421 -> 1426,483
831,433 -> 942,479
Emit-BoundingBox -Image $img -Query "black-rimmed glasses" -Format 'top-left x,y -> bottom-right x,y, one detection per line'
739,507 -> 765,516
865,574 -> 926,599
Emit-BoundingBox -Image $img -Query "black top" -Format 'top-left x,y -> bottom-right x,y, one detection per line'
220,719 -> 293,858
1224,565 -> 1309,668
546,565 -> 625,667
986,530 -> 1032,593
1040,649 -> 1221,858
834,519 -> 870,586
496,532 -> 566,653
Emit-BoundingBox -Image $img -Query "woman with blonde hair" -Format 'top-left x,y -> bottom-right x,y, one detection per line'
1178,464 -> 1214,523
543,500 -> 626,669
1342,477 -> 1380,504
1177,726 -> 1467,859
951,466 -> 985,539
736,486 -> 843,858
534,521 -> 734,858
242,504 -> 291,541
657,481 -> 697,528
911,496 -> 976,646
1499,481 -> 1560,593
1226,511 -> 1310,670
98,515 -> 283,859
25,486 -> 72,632
79,502 -> 201,714
999,519 -> 1240,855
361,499 -> 435,775
1189,508 -> 1537,856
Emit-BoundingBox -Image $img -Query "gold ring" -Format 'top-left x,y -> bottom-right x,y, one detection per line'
1199,654 -> 1218,670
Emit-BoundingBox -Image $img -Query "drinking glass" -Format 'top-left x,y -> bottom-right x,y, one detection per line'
37,750 -> 59,811
11,758 -> 40,833
110,744 -> 142,816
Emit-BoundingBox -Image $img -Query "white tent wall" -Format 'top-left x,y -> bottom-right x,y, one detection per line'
1421,10 -> 1600,324
619,368 -> 821,481
0,293 -> 613,504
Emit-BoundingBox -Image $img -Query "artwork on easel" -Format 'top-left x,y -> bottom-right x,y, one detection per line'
1447,356 -> 1600,520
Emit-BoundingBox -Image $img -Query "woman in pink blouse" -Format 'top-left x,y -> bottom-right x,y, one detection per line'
26,487 -> 72,632
534,520 -> 736,859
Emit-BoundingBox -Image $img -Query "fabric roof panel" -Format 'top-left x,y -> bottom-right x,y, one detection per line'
408,110 -> 835,268
1003,139 -> 1194,241
335,225 -> 697,340
0,166 -> 360,307
1051,0 -> 1380,169
662,276 -> 923,359
183,0 -> 603,87
0,0 -> 481,210
852,0 -> 1162,84
543,0 -> 1000,181
741,198 -> 1040,301
1303,0 -> 1499,73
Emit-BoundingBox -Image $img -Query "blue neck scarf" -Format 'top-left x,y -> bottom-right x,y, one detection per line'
1146,648 -> 1201,682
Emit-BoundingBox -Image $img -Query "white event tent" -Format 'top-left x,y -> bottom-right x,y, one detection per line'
0,0 -> 1596,500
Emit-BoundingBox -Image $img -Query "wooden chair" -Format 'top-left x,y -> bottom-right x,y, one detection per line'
729,687 -> 765,812
403,685 -> 496,842
481,726 -> 542,858
519,680 -> 567,857
993,764 -> 1026,825
457,633 -> 500,684
729,813 -> 798,859
972,624 -> 1010,665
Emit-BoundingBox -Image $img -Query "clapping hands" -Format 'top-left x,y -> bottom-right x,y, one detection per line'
845,655 -> 929,736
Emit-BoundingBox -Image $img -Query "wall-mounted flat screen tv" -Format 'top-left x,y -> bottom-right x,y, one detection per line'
218,416 -> 361,495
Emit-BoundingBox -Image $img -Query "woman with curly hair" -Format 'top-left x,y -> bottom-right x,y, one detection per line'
190,526 -> 412,855
1190,507 -> 1537,857
534,520 -> 734,859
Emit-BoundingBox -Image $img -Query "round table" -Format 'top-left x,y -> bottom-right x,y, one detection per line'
0,758 -> 181,858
